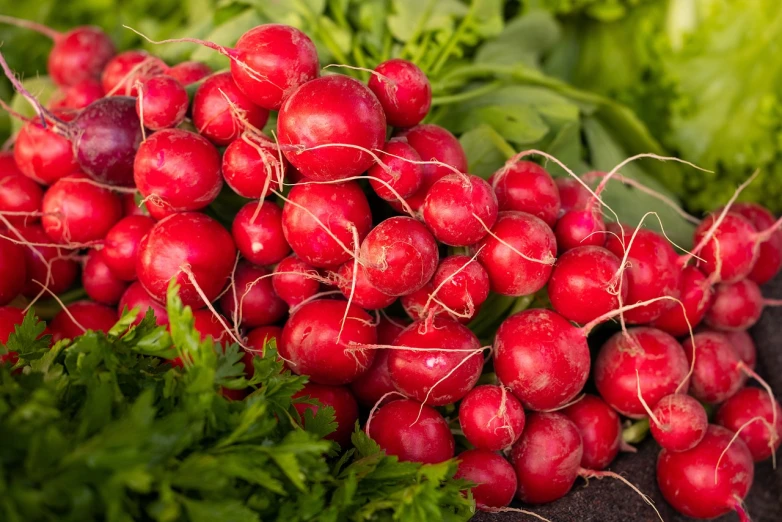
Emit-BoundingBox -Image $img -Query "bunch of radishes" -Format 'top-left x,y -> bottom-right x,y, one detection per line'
1,17 -> 781,522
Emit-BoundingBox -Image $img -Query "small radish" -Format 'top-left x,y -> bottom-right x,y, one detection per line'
650,265 -> 712,337
192,309 -> 231,344
0,152 -> 21,175
554,206 -> 606,252
0,236 -> 26,306
13,118 -> 79,185
101,50 -> 167,95
400,281 -> 450,323
455,449 -> 517,511
422,174 -> 498,246
692,212 -> 759,283
14,225 -> 78,298
562,394 -> 621,470
271,255 -> 322,307
490,161 -> 560,227
366,398 -> 455,463
245,325 -> 282,357
135,75 -> 188,130
223,134 -> 286,199
349,317 -> 407,407
459,385 -> 525,451
368,139 -> 423,201
335,261 -> 396,310
682,331 -> 748,404
167,61 -> 211,85
368,58 -> 432,128
704,278 -> 763,331
102,215 -> 155,281
82,249 -> 129,305
0,306 -> 25,343
648,393 -> 708,452
731,202 -> 782,284
49,79 -> 104,110
723,329 -> 757,370
232,202 -> 290,267
430,255 -> 490,321
556,176 -> 591,215
293,382 -> 359,447
219,261 -> 287,328
49,301 -> 118,343
715,387 -> 782,462
119,281 -> 168,326
0,171 -> 43,226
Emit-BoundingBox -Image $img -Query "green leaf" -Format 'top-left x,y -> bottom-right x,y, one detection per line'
180,498 -> 260,522
459,124 -> 512,178
475,10 -> 561,67
9,76 -> 56,135
387,0 -> 467,42
3,311 -> 50,359
190,9 -> 264,69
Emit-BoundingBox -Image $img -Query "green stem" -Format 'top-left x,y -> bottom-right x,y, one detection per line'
430,81 -> 502,106
399,0 -> 436,60
381,31 -> 393,62
622,418 -> 650,444
508,294 -> 534,316
410,32 -> 432,66
32,288 -> 88,320
428,7 -> 473,76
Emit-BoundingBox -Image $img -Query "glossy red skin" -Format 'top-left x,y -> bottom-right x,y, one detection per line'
731,203 -> 782,284
722,329 -> 757,370
657,425 -> 753,519
231,24 -> 319,110
368,59 -> 431,128
271,255 -> 321,307
49,301 -> 118,343
245,325 -> 282,362
167,61 -> 212,85
223,135 -> 286,199
0,152 -> 21,175
431,255 -> 490,318
423,174 -> 498,246
102,215 -> 155,281
41,173 -> 123,243
511,412 -> 583,504
293,382 -> 359,447
192,309 -> 230,344
495,309 -> 590,411
282,181 -> 371,268
367,399 -> 455,463
693,212 -> 759,283
335,261 -> 396,310
594,327 -> 689,418
0,172 -> 43,227
219,262 -> 287,328
136,212 -> 236,308
459,385 -> 526,451
232,202 -> 290,266
49,79 -> 104,110
360,216 -> 439,297
119,281 -> 168,326
100,50 -> 167,95
682,331 -> 747,404
82,249 -> 128,305
651,266 -> 712,337
604,223 -> 681,323
14,120 -> 79,185
716,387 -> 782,462
0,307 -> 25,353
556,177 -> 591,215
388,318 -> 482,406
400,281 -> 456,323
0,237 -> 26,306
491,161 -> 561,227
368,139 -> 423,200
14,225 -> 78,297
49,26 -> 116,87
136,75 -> 188,130
455,449 -> 517,510
562,394 -> 621,470
277,75 -> 386,181
548,246 -> 628,325
349,317 -> 406,406
192,72 -> 269,146
280,299 -> 376,385
705,279 -> 763,331
650,393 -> 708,452
554,208 -> 606,252
474,211 -> 556,297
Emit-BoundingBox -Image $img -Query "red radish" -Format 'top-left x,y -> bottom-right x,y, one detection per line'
246,325 -> 282,357
136,212 -> 236,308
474,211 -> 557,297
705,279 -> 763,331
723,329 -> 757,370
494,309 -> 590,411
563,394 -> 621,470
400,281 -> 446,322
223,134 -> 286,199
548,245 -> 628,325
219,261 -> 287,328
280,299 -> 376,385
731,202 -> 782,284
281,181 -> 371,268
0,171 -> 43,226
14,225 -> 78,298
556,177 -> 591,215
232,202 -> 290,266
134,129 -> 223,214
459,385 -> 525,451
335,261 -> 396,310
192,72 -> 269,146
454,449 -> 517,510
430,255 -> 490,321
554,207 -> 606,252
648,393 -> 708,452
49,79 -> 104,110
368,59 -> 432,128
135,75 -> 188,130
119,281 -> 168,326
349,316 -> 407,406
82,249 -> 128,305
102,215 -> 155,281
13,118 -> 79,185
0,236 -> 26,306
192,309 -> 230,344
692,212 -> 759,283
490,161 -> 561,227
0,152 -> 21,176
293,382 -> 359,447
657,425 -> 754,520
0,306 -> 25,343
594,327 -> 689,418
49,301 -> 118,342
167,61 -> 211,85
277,75 -> 386,181
650,266 -> 712,337
682,331 -> 747,404
366,398 -> 455,463
716,387 -> 782,462
422,174 -> 498,246
101,50 -> 167,95
368,139 -> 423,200
360,216 -> 439,296
271,255 -> 322,307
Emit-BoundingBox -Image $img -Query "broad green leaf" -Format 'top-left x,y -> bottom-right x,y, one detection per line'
387,0 -> 466,42
181,498 -> 260,522
459,124 -> 512,178
475,11 -> 561,66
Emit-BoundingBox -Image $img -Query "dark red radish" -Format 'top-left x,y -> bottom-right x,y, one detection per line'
455,449 -> 517,510
220,261 -> 286,328
192,309 -> 230,344
223,134 -> 286,199
594,327 -> 689,418
335,261 -> 395,310
49,79 -> 104,110
360,216 -> 439,296
692,212 -> 759,283
0,171 -> 43,226
277,75 -> 386,181
494,309 -> 590,411
41,173 -> 122,243
732,202 -> 782,284
556,176 -> 591,215
136,212 -> 236,308
119,281 -> 168,326
135,75 -> 188,130
368,58 -> 432,128
13,118 -> 79,185
167,61 -> 211,85
400,281 -> 449,323
723,330 -> 757,370
422,174 -> 498,246
192,72 -> 269,146
49,301 -> 118,342
282,181 -> 371,268
649,393 -> 708,452
650,265 -> 712,337
14,225 -> 79,297
349,316 -> 407,406
682,331 -> 747,404
279,299 -> 376,385
121,193 -> 147,217
271,255 -> 322,307
232,202 -> 290,266
554,207 -> 606,252
474,211 -> 557,297
705,279 -> 763,331
102,215 -> 155,281
82,249 -> 128,305
430,255 -> 490,321
716,387 -> 782,462
368,139 -> 423,201
563,394 -> 621,470
548,245 -> 628,325
490,161 -> 560,227
134,129 -> 222,213
0,306 -> 25,343
459,385 -> 525,451
366,398 -> 455,463
293,382 -> 359,447
657,425 -> 754,520
0,236 -> 26,306
101,50 -> 167,95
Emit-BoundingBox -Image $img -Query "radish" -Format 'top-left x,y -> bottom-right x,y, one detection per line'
232,202 -> 290,267
119,281 -> 168,326
682,331 -> 748,404
0,171 -> 43,226
192,309 -> 231,344
245,325 -> 282,359
277,75 -> 386,181
366,398 -> 455,463
368,58 -> 432,128
388,317 -> 483,406
554,206 -> 606,252
101,50 -> 167,95
49,79 -> 104,110
705,279 -> 763,331
490,160 -> 560,227
400,281 -> 451,323
459,384 -> 525,451
648,393 -> 708,452
82,249 -> 129,305
454,449 -> 517,510
731,202 -> 782,284
692,212 -> 759,283
0,152 -> 21,175
134,129 -> 223,215
49,301 -> 118,342
279,299 -> 376,385
349,316 -> 407,407
715,387 -> 782,462
0,306 -> 25,343
429,254 -> 490,321
422,174 -> 498,246
13,118 -> 79,185
657,425 -> 754,520
367,139 -> 423,201
360,216 -> 439,296
102,215 -> 155,281
335,261 -> 396,310
562,394 -> 621,470
0,236 -> 26,306
13,225 -> 78,298
293,382 -> 359,447
219,261 -> 287,328
223,134 -> 286,199
474,211 -> 556,297
271,255 -> 322,307
650,266 -> 712,337
135,75 -> 188,130
723,329 -> 757,370
555,176 -> 591,216
548,245 -> 628,325
167,61 -> 211,86
136,212 -> 236,307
